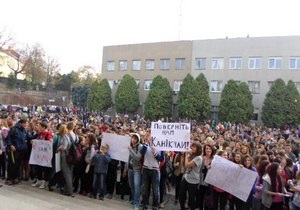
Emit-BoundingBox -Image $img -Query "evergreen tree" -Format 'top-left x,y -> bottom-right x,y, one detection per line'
195,73 -> 211,120
237,82 -> 254,123
261,79 -> 287,128
115,74 -> 139,114
144,75 -> 173,120
218,80 -> 253,124
72,84 -> 90,110
177,74 -> 199,120
87,79 -> 112,112
285,80 -> 300,126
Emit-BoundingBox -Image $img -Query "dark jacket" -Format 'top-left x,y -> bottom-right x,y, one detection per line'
6,123 -> 28,152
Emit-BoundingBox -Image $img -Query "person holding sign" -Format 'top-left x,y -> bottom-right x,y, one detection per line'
141,131 -> 164,210
179,142 -> 203,210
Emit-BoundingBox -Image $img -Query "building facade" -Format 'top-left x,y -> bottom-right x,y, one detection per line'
101,36 -> 300,122
0,47 -> 25,80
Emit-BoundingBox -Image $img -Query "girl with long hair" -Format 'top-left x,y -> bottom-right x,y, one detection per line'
179,142 -> 203,210
262,162 -> 291,210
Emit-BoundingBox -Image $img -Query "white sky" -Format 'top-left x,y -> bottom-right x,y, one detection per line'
1,0 -> 300,74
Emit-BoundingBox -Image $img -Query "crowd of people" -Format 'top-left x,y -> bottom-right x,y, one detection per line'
0,108 -> 300,210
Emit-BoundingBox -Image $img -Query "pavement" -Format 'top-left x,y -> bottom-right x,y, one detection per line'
0,179 -> 177,210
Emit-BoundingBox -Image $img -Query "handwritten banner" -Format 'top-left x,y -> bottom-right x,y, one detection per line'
101,133 -> 131,162
29,140 -> 53,167
204,155 -> 258,202
150,122 -> 190,152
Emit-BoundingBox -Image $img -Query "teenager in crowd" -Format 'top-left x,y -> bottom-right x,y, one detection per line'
179,142 -> 202,210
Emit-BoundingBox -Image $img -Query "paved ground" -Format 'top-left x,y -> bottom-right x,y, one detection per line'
0,180 -> 177,210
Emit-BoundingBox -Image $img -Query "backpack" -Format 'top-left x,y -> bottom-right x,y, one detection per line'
66,134 -> 82,165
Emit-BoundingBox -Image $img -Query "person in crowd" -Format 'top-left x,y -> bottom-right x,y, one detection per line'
127,133 -> 143,210
31,121 -> 53,189
84,133 -> 98,196
173,152 -> 185,205
288,171 -> 300,210
0,119 -> 8,180
179,142 -> 202,210
199,144 -> 215,210
212,150 -> 228,210
90,143 -> 111,200
5,119 -> 28,185
141,131 -> 164,210
253,160 -> 270,210
262,162 -> 291,210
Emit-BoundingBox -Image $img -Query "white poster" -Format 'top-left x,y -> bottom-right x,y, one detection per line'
29,140 -> 53,167
204,155 -> 258,202
150,122 -> 190,152
55,152 -> 61,173
101,132 -> 131,162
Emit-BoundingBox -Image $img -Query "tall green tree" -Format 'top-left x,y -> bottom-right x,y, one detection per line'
218,80 -> 254,124
87,79 -> 112,112
144,75 -> 173,120
285,80 -> 300,126
195,73 -> 211,120
72,84 -> 90,110
115,74 -> 139,114
237,82 -> 254,123
177,74 -> 199,120
261,79 -> 288,127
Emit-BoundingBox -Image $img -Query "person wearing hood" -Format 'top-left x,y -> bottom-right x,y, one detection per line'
127,133 -> 143,210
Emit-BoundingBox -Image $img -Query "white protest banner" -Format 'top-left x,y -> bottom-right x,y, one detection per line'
204,155 -> 258,202
101,132 -> 131,162
150,122 -> 190,152
29,140 -> 53,167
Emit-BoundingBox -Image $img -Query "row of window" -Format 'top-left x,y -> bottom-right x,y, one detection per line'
108,80 -> 300,94
106,56 -> 300,71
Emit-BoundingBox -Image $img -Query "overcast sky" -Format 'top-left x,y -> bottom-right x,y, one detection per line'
1,0 -> 299,74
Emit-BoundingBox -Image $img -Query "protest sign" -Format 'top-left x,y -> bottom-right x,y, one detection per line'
101,132 -> 131,162
150,122 -> 190,152
29,140 -> 53,167
204,155 -> 258,202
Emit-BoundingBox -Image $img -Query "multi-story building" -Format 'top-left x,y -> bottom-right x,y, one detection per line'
0,47 -> 25,80
101,36 -> 300,122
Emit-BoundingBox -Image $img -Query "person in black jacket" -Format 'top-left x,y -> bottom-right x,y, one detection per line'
5,119 -> 29,185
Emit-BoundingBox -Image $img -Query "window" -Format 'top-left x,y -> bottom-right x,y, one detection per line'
146,59 -> 155,70
289,57 -> 300,69
248,81 -> 260,94
132,60 -> 141,70
211,58 -> 224,69
195,58 -> 206,70
107,80 -> 114,89
135,80 -> 140,88
144,80 -> 152,90
268,81 -> 275,89
175,58 -> 185,70
119,60 -> 127,71
229,57 -> 242,69
210,80 -> 223,92
268,57 -> 282,69
160,59 -> 170,70
248,57 -> 262,69
173,80 -> 183,92
107,61 -> 115,71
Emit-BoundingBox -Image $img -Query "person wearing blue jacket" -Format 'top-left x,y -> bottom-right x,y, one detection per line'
5,119 -> 29,185
140,131 -> 164,210
91,143 -> 111,200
